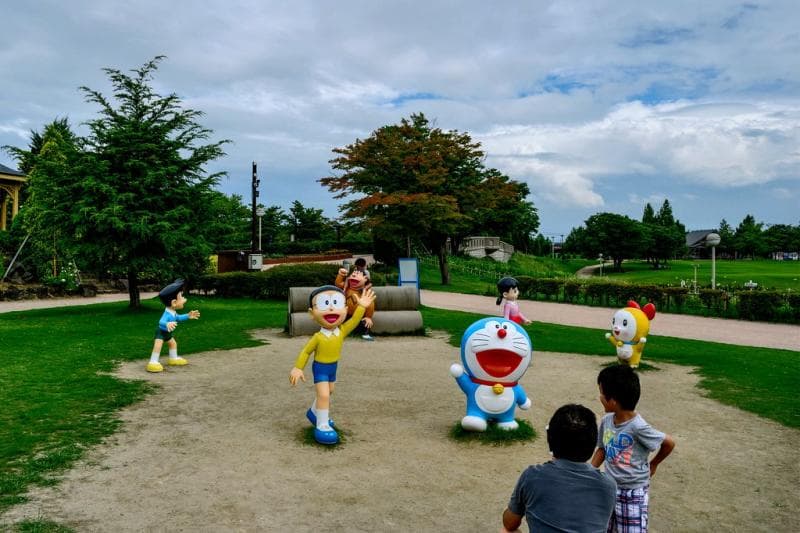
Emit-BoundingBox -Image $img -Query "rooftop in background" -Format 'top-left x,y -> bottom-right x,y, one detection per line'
0,163 -> 25,177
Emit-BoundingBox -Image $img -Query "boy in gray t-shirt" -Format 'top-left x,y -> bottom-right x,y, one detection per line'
591,365 -> 675,533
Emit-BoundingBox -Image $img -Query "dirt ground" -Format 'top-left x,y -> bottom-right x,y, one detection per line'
3,328 -> 799,532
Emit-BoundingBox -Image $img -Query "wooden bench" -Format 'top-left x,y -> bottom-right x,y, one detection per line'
287,286 -> 423,336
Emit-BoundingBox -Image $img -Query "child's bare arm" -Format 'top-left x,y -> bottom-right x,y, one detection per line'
501,508 -> 522,532
591,447 -> 605,468
650,434 -> 675,477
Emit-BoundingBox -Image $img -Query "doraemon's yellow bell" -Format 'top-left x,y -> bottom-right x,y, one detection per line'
492,383 -> 504,395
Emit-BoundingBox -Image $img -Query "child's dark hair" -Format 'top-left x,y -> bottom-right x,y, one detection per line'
546,404 -> 598,462
355,257 -> 366,268
496,276 -> 519,305
308,285 -> 345,308
597,365 -> 641,410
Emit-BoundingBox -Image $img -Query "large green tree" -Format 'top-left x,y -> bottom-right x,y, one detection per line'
733,214 -> 767,259
13,57 -> 228,306
640,199 -> 686,268
203,191 -> 252,251
579,213 -> 645,271
320,113 -> 537,284
287,200 -> 331,242
4,119 -> 83,281
717,219 -> 735,258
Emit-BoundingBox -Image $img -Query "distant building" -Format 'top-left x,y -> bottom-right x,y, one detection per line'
0,163 -> 27,231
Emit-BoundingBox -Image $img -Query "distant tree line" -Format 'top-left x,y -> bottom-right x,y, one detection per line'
562,200 -> 800,271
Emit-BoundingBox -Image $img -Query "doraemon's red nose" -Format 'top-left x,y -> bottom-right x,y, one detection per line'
497,328 -> 507,339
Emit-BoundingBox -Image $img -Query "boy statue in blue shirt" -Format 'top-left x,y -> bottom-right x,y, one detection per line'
146,279 -> 200,373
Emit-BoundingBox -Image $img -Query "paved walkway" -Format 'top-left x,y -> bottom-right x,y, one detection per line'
2,289 -> 797,351
0,292 -> 159,314
421,289 -> 800,351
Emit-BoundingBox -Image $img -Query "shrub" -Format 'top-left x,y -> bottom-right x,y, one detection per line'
197,263 -> 341,300
698,289 -> 725,311
563,280 -> 582,303
737,290 -> 785,322
535,278 -> 562,301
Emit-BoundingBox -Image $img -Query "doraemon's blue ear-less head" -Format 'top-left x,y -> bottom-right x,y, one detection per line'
460,318 -> 532,383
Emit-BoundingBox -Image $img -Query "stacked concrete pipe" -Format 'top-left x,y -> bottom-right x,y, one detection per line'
287,286 -> 423,336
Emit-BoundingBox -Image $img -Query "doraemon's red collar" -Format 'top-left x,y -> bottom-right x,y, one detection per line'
470,377 -> 518,387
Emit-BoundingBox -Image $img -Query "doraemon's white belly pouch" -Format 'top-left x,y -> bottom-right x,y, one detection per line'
475,385 -> 514,414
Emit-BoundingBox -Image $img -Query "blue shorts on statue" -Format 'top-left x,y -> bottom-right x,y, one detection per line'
312,361 -> 338,383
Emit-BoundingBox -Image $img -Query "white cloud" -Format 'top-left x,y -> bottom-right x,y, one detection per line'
479,101 -> 800,210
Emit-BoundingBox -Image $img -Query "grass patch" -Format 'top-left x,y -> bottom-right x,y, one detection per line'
297,426 -> 350,449
448,419 -> 537,445
9,519 -> 75,532
0,296 -> 287,512
422,306 -> 800,429
599,259 -> 800,291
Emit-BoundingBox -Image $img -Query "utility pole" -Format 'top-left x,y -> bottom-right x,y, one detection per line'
251,162 -> 260,253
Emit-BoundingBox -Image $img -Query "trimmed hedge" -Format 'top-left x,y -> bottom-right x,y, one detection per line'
198,264 -> 340,299
197,263 -> 399,301
510,277 -> 797,324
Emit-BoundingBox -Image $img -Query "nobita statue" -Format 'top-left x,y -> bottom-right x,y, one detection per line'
449,317 -> 533,431
146,279 -> 200,373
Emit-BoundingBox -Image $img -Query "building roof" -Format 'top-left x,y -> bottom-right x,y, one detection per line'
686,229 -> 718,248
0,163 -> 25,177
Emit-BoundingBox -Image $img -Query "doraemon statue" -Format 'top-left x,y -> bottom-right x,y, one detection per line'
449,317 -> 533,431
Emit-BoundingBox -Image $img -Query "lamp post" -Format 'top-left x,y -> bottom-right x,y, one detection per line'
256,206 -> 265,252
692,263 -> 699,294
598,253 -> 604,277
705,232 -> 721,289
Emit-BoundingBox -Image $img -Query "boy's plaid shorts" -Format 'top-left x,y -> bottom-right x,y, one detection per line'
607,485 -> 649,533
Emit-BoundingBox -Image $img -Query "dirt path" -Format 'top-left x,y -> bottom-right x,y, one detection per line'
421,290 -> 800,351
3,330 -> 798,532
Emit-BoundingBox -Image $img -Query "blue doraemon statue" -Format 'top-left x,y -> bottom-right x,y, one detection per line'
449,317 -> 533,431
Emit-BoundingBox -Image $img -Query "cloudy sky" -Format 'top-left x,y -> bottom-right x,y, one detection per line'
2,1 -> 799,236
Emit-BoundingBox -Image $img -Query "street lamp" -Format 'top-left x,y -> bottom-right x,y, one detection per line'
256,206 -> 265,252
704,232 -> 721,289
598,253 -> 604,277
692,263 -> 699,294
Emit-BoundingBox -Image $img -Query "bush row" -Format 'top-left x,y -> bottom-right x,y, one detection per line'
197,264 -> 398,300
507,277 -> 799,323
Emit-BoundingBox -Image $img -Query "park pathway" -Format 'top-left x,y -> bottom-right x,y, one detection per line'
0,292 -> 159,314
2,289 -> 797,351
421,289 -> 800,351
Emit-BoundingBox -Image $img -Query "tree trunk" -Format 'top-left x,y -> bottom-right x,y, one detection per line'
437,243 -> 450,285
127,269 -> 141,308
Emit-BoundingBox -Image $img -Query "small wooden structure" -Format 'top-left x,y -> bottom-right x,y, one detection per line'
287,286 -> 423,336
460,236 -> 514,262
0,163 -> 26,231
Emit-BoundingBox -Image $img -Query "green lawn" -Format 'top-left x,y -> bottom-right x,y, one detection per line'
421,306 -> 800,431
1,295 -> 798,520
0,296 -> 285,512
599,259 -> 800,291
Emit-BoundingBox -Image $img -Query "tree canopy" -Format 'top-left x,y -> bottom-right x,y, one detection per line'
7,57 -> 229,306
320,113 -> 538,283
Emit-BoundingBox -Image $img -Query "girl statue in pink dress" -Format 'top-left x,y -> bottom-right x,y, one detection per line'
496,277 -> 531,326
